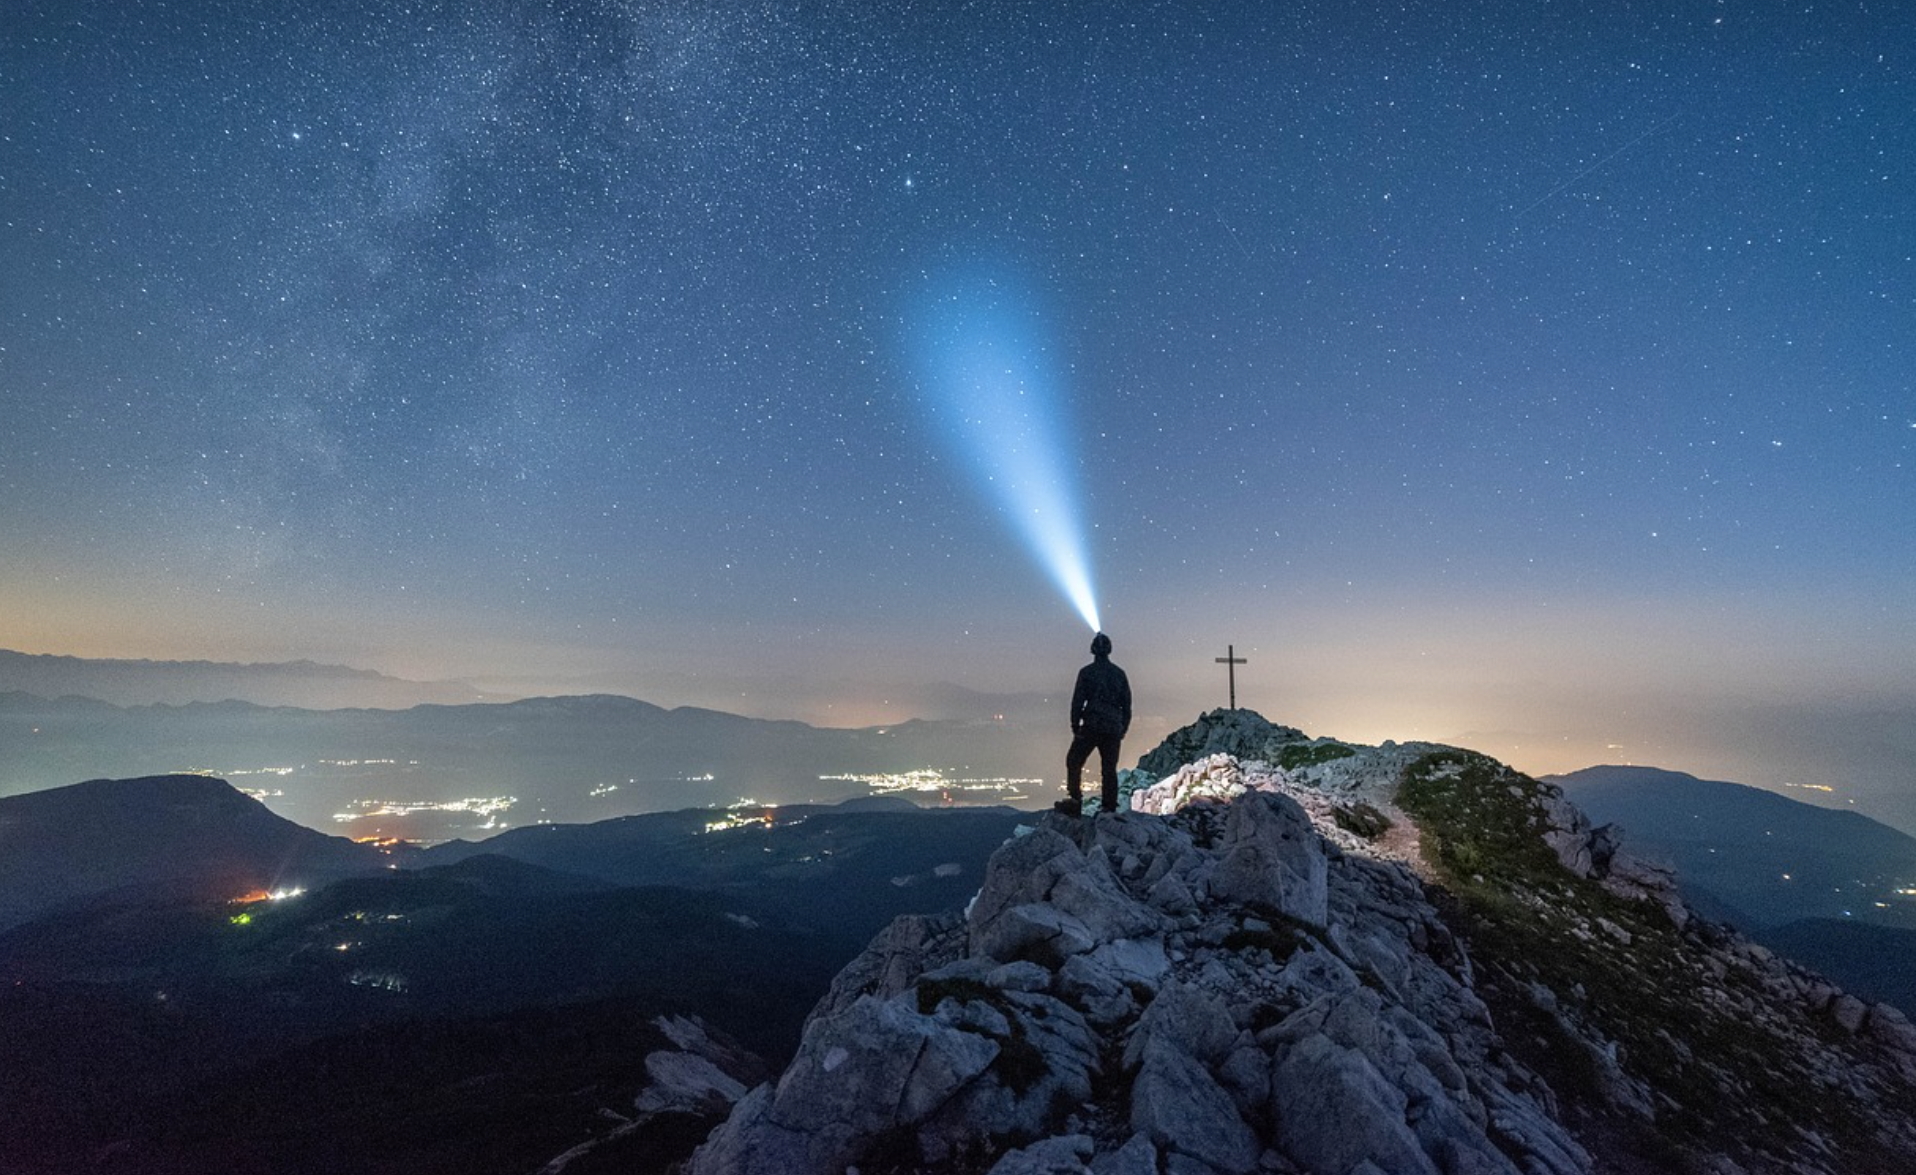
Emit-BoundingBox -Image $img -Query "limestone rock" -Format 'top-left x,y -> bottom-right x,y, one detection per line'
536,1014 -> 765,1175
1272,1032 -> 1440,1175
686,713 -> 1916,1175
1132,1035 -> 1262,1174
1205,790 -> 1329,926
968,826 -> 1161,962
1089,1134 -> 1160,1175
1538,805 -> 1690,930
1125,978 -> 1238,1069
1832,993 -> 1869,1034
686,994 -> 997,1175
1132,753 -> 1286,815
632,1049 -> 748,1116
988,1134 -> 1095,1175
811,909 -> 966,1023
976,901 -> 1098,968
989,959 -> 1055,993
1134,709 -> 1308,779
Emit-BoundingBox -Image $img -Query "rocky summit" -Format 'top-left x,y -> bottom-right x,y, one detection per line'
682,712 -> 1916,1175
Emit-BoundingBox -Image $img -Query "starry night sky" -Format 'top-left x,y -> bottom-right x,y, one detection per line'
4,3 -> 1912,822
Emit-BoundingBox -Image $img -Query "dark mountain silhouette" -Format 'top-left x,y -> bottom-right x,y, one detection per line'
425,803 -> 1028,951
0,849 -> 829,1175
123,1000 -> 745,1175
0,647 -> 490,709
2,851 -> 827,1031
0,785 -> 1029,1175
0,774 -> 399,931
424,801 -> 1024,881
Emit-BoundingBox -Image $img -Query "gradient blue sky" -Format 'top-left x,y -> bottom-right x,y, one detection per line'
3,2 -> 1912,825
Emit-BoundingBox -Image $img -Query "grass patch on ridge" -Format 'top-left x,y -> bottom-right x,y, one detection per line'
1276,741 -> 1357,771
1395,750 -> 1873,1168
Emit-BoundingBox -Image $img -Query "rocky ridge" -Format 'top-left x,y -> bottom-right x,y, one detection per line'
682,712 -> 1916,1175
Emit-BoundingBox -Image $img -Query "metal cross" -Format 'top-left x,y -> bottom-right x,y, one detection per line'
1215,644 -> 1248,709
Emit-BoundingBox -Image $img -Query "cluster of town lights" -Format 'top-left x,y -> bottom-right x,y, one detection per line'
820,769 -> 1040,799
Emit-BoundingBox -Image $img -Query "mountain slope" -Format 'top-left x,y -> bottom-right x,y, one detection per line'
0,853 -> 826,1175
0,791 -> 1034,1175
424,804 -> 1029,949
686,714 -> 1916,1175
0,774 -> 397,931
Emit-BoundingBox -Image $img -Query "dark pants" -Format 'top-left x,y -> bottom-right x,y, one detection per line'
1066,729 -> 1123,812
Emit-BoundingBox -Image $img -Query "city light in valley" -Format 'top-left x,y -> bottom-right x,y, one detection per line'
819,769 -> 1039,802
331,796 -> 517,827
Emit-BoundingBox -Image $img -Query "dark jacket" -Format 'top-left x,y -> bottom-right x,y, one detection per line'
1071,656 -> 1132,737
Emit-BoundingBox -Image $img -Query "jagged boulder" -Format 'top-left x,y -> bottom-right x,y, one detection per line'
1205,790 -> 1329,926
633,1045 -> 747,1117
1131,1033 -> 1262,1173
914,975 -> 1101,1161
1273,1031 -> 1442,1175
1057,937 -> 1169,1025
986,1134 -> 1096,1174
967,826 -> 1161,964
811,909 -> 968,1022
1540,791 -> 1690,929
688,993 -> 1000,1174
1130,752 -> 1286,814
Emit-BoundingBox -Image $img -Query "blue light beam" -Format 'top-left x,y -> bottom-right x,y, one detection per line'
910,267 -> 1101,632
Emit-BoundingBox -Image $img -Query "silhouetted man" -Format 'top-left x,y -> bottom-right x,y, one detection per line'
1062,631 -> 1131,815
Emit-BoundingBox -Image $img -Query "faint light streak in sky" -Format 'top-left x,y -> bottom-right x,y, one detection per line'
908,263 -> 1101,632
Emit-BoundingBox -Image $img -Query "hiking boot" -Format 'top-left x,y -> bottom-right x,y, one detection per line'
1052,798 -> 1083,816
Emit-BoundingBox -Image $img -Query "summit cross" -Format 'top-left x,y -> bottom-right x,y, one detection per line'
1215,644 -> 1248,710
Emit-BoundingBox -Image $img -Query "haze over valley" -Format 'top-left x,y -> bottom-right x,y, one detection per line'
0,689 -> 1056,843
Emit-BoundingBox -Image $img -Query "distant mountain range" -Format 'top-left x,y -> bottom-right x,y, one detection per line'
0,647 -> 491,709
422,797 -> 1029,950
0,690 -> 1061,834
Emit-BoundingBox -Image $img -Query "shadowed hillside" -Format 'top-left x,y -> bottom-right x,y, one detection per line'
0,774 -> 400,931
0,785 -> 1026,1175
